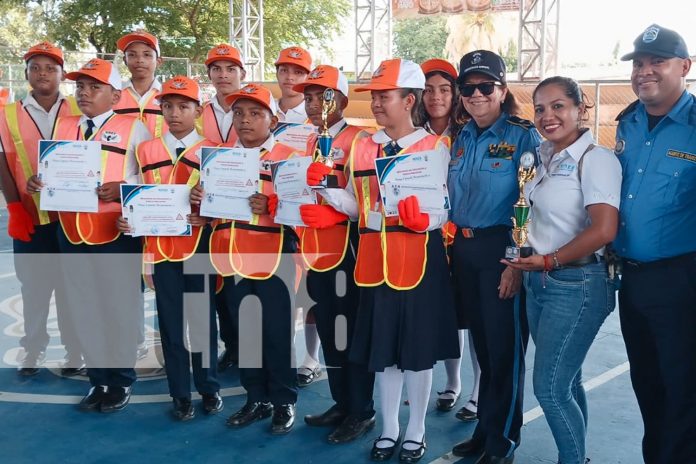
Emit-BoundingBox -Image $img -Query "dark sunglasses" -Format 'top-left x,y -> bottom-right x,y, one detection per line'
459,81 -> 501,97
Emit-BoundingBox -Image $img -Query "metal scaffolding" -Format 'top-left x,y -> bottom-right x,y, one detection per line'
518,0 -> 560,81
229,0 -> 265,81
354,0 -> 391,81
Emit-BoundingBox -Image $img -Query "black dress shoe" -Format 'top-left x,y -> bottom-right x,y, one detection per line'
172,397 -> 194,421
226,401 -> 273,427
100,386 -> 132,413
328,414 -> 376,444
452,437 -> 485,457
271,403 -> 296,434
201,393 -> 224,414
79,386 -> 108,411
455,400 -> 478,422
297,366 -> 322,387
305,405 -> 347,427
217,349 -> 238,372
435,389 -> 460,411
18,351 -> 45,377
399,438 -> 426,463
370,435 -> 400,461
475,453 -> 514,464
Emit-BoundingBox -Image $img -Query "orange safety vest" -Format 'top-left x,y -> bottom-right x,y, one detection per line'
54,113 -> 138,245
0,96 -> 81,225
297,123 -> 370,272
114,86 -> 167,138
209,142 -> 297,279
351,133 -> 450,290
196,101 -> 238,146
136,137 -> 214,263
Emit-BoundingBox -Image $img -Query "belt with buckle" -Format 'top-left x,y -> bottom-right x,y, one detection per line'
621,252 -> 696,271
561,254 -> 604,268
458,225 -> 510,239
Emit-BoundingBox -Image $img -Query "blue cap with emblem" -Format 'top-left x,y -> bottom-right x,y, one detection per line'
457,50 -> 507,85
621,24 -> 689,61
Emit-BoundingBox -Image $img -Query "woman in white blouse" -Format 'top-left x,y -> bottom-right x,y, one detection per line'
505,76 -> 621,464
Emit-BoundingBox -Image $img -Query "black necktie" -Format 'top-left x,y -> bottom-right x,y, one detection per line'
84,119 -> 95,140
383,141 -> 402,158
175,147 -> 185,157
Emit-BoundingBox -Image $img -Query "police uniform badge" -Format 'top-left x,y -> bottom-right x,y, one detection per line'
614,139 -> 625,155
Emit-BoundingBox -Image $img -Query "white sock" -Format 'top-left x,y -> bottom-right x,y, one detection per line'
376,365 -> 403,448
300,323 -> 321,370
468,330 -> 481,409
403,369 -> 432,450
441,329 -> 465,399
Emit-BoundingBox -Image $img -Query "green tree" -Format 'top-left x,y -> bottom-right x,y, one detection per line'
393,17 -> 449,64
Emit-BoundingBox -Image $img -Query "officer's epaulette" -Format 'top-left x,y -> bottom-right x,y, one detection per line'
506,115 -> 534,130
615,99 -> 640,121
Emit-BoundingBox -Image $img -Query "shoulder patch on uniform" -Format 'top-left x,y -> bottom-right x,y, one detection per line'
506,116 -> 534,130
615,99 -> 640,122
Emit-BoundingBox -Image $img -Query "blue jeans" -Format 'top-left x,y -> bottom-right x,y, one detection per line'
524,263 -> 615,464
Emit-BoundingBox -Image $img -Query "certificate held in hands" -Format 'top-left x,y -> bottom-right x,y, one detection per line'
38,140 -> 101,212
199,147 -> 259,221
120,184 -> 192,237
271,156 -> 316,227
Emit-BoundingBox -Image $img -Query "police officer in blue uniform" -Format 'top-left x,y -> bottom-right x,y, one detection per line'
615,24 -> 696,464
448,50 -> 541,464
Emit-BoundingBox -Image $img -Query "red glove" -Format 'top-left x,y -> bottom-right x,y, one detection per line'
267,193 -> 278,217
306,162 -> 333,186
300,204 -> 348,229
398,196 -> 429,232
443,221 -> 457,247
7,202 -> 35,242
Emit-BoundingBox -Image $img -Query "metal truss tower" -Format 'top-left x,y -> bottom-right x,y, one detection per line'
518,0 -> 559,81
229,0 -> 265,81
355,0 -> 392,81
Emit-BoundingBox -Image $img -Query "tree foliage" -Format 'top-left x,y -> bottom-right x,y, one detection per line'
393,17 -> 449,65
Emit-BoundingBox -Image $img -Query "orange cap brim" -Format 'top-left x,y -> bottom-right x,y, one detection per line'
64,70 -> 109,86
225,94 -> 273,114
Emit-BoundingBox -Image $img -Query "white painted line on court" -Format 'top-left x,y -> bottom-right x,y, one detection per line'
428,361 -> 631,464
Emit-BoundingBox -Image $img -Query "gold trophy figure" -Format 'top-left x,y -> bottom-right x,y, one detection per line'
505,151 -> 536,259
312,88 -> 337,188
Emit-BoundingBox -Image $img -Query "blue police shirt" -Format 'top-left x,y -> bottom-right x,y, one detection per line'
615,90 -> 696,262
448,112 -> 541,228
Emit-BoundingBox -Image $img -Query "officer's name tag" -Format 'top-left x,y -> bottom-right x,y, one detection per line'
667,149 -> 696,163
367,211 -> 382,231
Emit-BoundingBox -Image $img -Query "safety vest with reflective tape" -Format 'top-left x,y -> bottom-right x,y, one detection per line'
351,133 -> 450,290
136,137 -> 214,263
298,123 -> 370,272
209,142 -> 297,279
0,96 -> 81,225
196,101 -> 238,146
114,87 -> 166,138
54,114 -> 138,245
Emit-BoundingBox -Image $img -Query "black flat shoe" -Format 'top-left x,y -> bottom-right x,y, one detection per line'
226,401 -> 273,427
297,366 -> 322,387
452,437 -> 484,457
304,404 -> 347,427
79,386 -> 107,411
455,400 -> 478,421
399,438 -> 426,463
327,414 -> 376,444
371,435 -> 400,461
172,397 -> 194,421
435,389 -> 460,411
100,386 -> 131,413
201,393 -> 224,414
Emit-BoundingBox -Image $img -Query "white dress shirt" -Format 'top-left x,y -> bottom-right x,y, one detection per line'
163,129 -> 204,161
121,78 -> 162,104
276,99 -> 307,123
210,94 -> 234,141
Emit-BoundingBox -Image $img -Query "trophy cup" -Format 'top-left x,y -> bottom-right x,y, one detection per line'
312,88 -> 337,188
505,151 -> 536,259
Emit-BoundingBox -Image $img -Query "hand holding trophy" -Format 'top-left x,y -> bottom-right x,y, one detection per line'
310,88 -> 337,189
505,151 -> 536,259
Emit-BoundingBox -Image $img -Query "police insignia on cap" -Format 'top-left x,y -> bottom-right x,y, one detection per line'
309,69 -> 324,79
289,49 -> 302,58
38,43 -> 51,50
643,26 -> 660,43
83,60 -> 98,69
242,86 -> 256,94
172,80 -> 186,89
614,139 -> 625,155
472,52 -> 482,65
216,46 -> 230,55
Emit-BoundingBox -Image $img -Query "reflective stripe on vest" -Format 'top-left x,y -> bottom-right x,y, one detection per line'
114,88 -> 166,138
197,102 -> 238,146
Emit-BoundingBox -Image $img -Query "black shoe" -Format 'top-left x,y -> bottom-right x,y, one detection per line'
217,349 -> 238,372
455,400 -> 478,422
328,414 -> 376,444
226,401 -> 273,427
100,386 -> 132,413
61,360 -> 87,377
475,453 -> 514,464
18,351 -> 45,377
452,437 -> 485,457
297,366 -> 322,387
399,438 -> 426,463
435,389 -> 460,412
79,386 -> 108,411
201,393 -> 224,414
371,435 -> 400,461
271,404 -> 295,434
172,397 -> 195,421
305,405 -> 347,427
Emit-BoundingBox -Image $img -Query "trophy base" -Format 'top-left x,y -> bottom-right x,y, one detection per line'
505,246 -> 533,260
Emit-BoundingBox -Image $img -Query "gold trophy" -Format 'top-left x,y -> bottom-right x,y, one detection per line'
312,88 -> 337,188
505,151 -> 536,259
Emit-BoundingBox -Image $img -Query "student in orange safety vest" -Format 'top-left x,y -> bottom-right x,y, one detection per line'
28,58 -> 151,413
117,76 -> 222,421
190,83 -> 300,434
0,41 -> 83,377
114,31 -> 167,138
307,58 -> 460,462
292,64 -> 377,443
